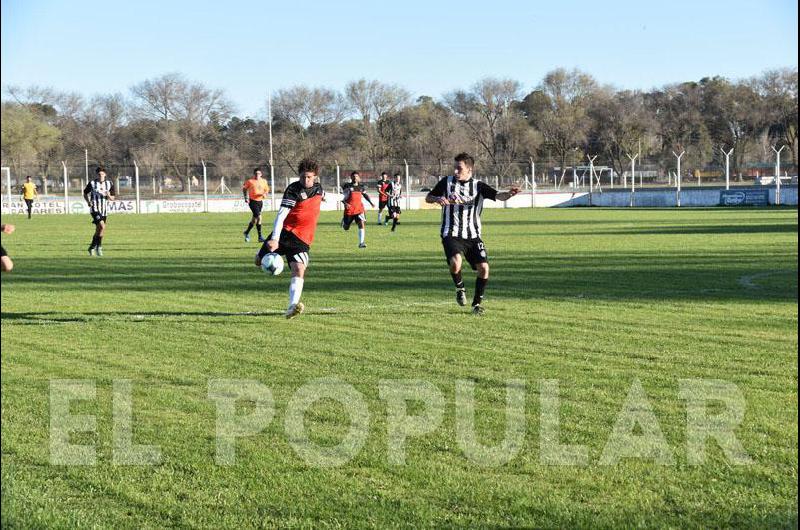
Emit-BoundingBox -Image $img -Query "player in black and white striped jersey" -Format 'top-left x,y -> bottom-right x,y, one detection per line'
426,153 -> 519,315
83,166 -> 116,256
387,173 -> 403,232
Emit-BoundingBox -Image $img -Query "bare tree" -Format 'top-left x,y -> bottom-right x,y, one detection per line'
445,77 -> 525,173
523,69 -> 597,184
755,68 -> 799,168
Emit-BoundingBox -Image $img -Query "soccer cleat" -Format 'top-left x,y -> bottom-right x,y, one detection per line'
258,236 -> 266,243
376,222 -> 383,226
456,288 -> 467,306
285,302 -> 305,319
471,305 -> 485,316
244,232 -> 250,242
88,246 -> 95,256
96,247 -> 104,257
358,243 -> 367,248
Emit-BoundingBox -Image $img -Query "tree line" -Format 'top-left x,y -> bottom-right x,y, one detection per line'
1,68 -> 796,191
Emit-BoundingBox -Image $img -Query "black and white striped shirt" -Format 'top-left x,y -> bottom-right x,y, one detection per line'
388,181 -> 402,207
83,179 -> 115,216
430,176 -> 498,239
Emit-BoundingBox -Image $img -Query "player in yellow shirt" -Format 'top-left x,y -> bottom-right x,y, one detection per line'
242,167 -> 270,242
20,176 -> 38,219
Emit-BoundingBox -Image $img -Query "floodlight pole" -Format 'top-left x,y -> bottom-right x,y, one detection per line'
627,152 -> 639,207
720,147 -> 733,190
772,145 -> 786,206
133,160 -> 140,214
61,161 -> 69,214
268,90 -> 276,211
673,150 -> 685,207
201,159 -> 208,213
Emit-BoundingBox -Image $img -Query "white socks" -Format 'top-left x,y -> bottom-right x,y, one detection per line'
289,277 -> 304,307
377,212 -> 382,224
358,228 -> 365,245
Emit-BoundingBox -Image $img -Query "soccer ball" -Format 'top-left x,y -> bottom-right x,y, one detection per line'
260,252 -> 284,276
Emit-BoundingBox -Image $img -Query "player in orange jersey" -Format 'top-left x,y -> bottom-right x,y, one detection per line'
255,158 -> 324,319
341,171 -> 374,248
242,167 -> 270,242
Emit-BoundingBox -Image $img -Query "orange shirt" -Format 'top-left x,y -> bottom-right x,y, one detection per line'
343,183 -> 368,215
243,178 -> 270,201
281,182 -> 324,245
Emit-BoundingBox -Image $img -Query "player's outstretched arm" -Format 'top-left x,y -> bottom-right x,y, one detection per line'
495,186 -> 521,201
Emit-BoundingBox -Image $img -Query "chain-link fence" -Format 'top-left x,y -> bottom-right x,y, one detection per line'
2,152 -> 797,211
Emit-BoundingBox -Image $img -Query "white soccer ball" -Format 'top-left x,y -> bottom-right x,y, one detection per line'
260,252 -> 284,276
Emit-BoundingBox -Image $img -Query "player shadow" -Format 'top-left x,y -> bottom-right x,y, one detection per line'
0,310 -> 287,324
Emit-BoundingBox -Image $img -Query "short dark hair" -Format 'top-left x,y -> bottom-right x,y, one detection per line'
25,175 -> 32,180
394,173 -> 401,178
350,171 -> 359,178
96,166 -> 106,174
380,171 -> 389,177
297,158 -> 319,175
253,167 -> 262,174
454,153 -> 474,169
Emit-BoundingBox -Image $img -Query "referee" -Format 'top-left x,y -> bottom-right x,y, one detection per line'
83,166 -> 116,256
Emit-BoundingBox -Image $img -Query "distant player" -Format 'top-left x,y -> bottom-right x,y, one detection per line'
341,171 -> 374,248
83,166 -> 116,256
256,158 -> 325,319
1,223 -> 15,272
20,176 -> 37,219
425,153 -> 520,315
387,173 -> 403,232
242,167 -> 270,242
376,171 -> 391,225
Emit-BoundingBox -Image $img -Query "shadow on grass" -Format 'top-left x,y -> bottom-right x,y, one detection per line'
2,247 -> 796,303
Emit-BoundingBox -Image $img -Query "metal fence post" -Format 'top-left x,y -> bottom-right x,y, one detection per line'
61,161 -> 69,214
335,161 -> 341,211
673,151 -> 684,207
3,166 -> 10,205
202,160 -> 208,213
404,159 -> 410,211
133,160 -> 141,214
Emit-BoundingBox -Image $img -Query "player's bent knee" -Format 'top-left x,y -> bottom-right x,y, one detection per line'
1,257 -> 13,273
290,262 -> 306,278
477,263 -> 490,277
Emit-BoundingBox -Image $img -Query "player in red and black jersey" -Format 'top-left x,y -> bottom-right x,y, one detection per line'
341,171 -> 374,248
376,172 -> 391,225
255,158 -> 324,319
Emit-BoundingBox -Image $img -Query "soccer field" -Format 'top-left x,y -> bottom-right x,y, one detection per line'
1,207 -> 797,528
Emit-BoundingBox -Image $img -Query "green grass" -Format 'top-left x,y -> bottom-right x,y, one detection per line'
1,207 -> 797,529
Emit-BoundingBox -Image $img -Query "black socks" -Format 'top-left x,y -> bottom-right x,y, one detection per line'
473,277 -> 488,307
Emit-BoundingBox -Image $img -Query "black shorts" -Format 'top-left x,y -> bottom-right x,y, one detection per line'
388,205 -> 401,216
90,212 -> 107,225
24,199 -> 33,209
258,230 -> 310,267
442,236 -> 488,270
0,245 -> 6,257
378,200 -> 388,211
248,200 -> 263,217
341,213 -> 365,231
